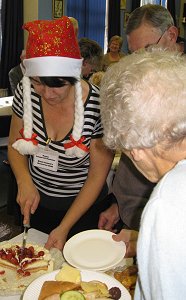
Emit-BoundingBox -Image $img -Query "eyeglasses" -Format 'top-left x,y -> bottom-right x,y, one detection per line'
128,29 -> 168,54
155,30 -> 166,45
144,30 -> 167,50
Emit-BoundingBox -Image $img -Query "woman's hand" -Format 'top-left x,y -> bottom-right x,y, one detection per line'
45,225 -> 68,251
98,203 -> 120,232
112,229 -> 138,258
17,180 -> 40,225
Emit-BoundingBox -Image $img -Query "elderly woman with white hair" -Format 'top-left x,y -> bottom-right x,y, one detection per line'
100,48 -> 186,299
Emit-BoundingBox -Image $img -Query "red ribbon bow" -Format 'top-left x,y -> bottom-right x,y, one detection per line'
16,128 -> 38,146
64,135 -> 89,153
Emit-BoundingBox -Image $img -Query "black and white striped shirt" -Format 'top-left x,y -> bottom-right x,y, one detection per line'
13,81 -> 103,197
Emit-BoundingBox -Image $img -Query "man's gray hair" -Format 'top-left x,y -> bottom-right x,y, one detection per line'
126,4 -> 174,35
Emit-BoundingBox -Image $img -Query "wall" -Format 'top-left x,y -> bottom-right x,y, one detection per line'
23,0 -> 38,46
23,0 -> 53,46
24,0 -> 38,23
24,0 -> 52,22
120,0 -> 132,53
180,0 -> 186,38
38,0 -> 52,19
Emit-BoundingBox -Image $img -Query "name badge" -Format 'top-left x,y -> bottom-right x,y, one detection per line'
33,147 -> 59,172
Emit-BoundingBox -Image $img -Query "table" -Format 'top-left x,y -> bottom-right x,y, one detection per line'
0,229 -> 132,300
0,96 -> 13,117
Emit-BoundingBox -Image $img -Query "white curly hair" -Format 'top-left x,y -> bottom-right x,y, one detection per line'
100,47 -> 186,151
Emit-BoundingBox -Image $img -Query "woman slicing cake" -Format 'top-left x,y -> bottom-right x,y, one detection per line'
8,17 -> 113,251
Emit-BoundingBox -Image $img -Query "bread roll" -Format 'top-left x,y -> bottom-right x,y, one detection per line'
38,281 -> 80,300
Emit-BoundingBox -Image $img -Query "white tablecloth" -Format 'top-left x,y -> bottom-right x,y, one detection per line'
0,96 -> 13,116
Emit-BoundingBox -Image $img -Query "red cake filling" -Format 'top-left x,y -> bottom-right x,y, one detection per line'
0,245 -> 46,276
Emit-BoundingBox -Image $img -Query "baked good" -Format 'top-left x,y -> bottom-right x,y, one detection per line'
38,281 -> 81,300
0,242 -> 54,295
0,242 -> 53,275
114,265 -> 138,292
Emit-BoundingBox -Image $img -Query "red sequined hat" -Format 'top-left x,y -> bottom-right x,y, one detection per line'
23,16 -> 83,78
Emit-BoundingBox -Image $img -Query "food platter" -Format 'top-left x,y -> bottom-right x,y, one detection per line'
23,269 -> 131,300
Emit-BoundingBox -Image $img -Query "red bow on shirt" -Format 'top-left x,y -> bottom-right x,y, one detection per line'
64,134 -> 89,153
16,128 -> 38,145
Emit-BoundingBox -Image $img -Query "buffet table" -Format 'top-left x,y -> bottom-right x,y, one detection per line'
0,96 -> 13,117
0,229 -> 133,300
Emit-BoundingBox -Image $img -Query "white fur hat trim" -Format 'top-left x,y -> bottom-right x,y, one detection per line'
24,57 -> 83,78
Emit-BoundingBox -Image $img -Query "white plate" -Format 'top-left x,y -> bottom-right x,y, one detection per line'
22,269 -> 131,300
63,229 -> 126,271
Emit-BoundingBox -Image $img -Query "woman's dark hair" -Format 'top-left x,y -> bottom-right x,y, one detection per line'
39,76 -> 78,88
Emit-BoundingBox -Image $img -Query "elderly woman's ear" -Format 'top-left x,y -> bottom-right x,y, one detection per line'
131,148 -> 157,162
129,148 -> 143,161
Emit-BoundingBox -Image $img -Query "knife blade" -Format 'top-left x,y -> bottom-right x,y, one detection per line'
21,224 -> 30,249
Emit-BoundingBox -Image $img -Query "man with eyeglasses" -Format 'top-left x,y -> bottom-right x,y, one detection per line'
98,4 -> 186,255
126,4 -> 186,54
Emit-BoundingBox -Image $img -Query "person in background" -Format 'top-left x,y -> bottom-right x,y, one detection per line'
68,19 -> 103,81
69,17 -> 79,38
100,47 -> 186,300
78,37 -> 103,80
8,50 -> 26,95
126,4 -> 186,54
8,17 -> 113,251
102,35 -> 126,71
98,4 -> 186,245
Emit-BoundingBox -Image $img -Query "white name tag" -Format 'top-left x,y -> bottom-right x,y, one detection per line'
33,147 -> 59,172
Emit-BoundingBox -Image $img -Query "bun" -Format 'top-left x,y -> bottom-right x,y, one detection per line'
38,281 -> 80,300
44,295 -> 60,300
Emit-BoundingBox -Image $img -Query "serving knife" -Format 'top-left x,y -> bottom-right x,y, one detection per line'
21,224 -> 30,249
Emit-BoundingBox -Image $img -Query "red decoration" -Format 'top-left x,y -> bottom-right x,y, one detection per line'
64,135 -> 89,153
23,16 -> 81,60
16,128 -> 38,146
